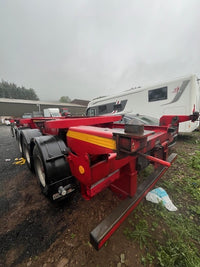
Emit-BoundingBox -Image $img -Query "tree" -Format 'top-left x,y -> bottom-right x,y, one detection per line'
59,96 -> 71,103
0,79 -> 39,100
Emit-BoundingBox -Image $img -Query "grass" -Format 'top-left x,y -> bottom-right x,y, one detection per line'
156,238 -> 200,267
124,219 -> 151,249
190,150 -> 200,170
123,132 -> 200,266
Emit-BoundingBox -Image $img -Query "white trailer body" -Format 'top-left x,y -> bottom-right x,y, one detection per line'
87,74 -> 200,132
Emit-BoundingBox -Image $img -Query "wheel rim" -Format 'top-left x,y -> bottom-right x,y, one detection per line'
35,156 -> 46,187
24,145 -> 30,164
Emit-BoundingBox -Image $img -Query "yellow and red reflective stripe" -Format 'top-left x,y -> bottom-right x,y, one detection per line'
67,130 -> 116,150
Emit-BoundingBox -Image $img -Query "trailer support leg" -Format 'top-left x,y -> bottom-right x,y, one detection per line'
90,153 -> 177,250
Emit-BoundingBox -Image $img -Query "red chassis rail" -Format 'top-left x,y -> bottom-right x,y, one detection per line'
14,115 -> 123,134
14,116 -> 65,132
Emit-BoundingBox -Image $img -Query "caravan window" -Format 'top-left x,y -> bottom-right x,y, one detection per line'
148,87 -> 167,102
98,100 -> 128,114
99,105 -> 107,114
86,108 -> 96,116
113,100 -> 128,112
87,99 -> 128,116
113,103 -> 123,112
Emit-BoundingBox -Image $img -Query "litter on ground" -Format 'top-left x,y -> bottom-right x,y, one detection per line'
146,187 -> 177,211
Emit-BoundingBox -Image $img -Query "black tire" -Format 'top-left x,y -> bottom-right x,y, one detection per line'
20,128 -> 42,171
17,132 -> 23,155
10,124 -> 15,137
33,135 -> 76,200
16,127 -> 30,156
14,128 -> 17,139
23,141 -> 34,172
33,145 -> 49,196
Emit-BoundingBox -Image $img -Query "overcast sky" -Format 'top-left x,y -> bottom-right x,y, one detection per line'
0,0 -> 200,101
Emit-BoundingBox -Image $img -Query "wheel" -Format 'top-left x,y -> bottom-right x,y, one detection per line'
20,128 -> 42,171
33,135 -> 76,200
23,141 -> 34,172
10,124 -> 15,137
33,145 -> 49,196
16,127 -> 29,155
16,131 -> 23,154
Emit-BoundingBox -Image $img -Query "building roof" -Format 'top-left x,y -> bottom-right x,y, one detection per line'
0,98 -> 85,107
71,99 -> 90,106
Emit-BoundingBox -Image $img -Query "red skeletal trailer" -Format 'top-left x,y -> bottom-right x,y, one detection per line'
13,112 -> 199,249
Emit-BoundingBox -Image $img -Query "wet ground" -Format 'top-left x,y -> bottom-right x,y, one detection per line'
0,125 -> 145,267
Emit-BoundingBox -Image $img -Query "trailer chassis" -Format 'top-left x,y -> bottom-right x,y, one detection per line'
12,112 -> 199,249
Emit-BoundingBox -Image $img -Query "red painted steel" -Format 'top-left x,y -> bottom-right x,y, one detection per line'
138,153 -> 171,167
44,115 -> 122,129
14,111 -> 199,249
93,153 -> 177,250
159,115 -> 193,126
15,116 -> 64,130
66,122 -> 178,200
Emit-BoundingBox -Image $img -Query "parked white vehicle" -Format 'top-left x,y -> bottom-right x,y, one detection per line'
87,74 -> 200,132
4,119 -> 11,126
43,108 -> 61,117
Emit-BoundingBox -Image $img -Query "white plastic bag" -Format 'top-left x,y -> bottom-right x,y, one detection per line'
146,187 -> 177,211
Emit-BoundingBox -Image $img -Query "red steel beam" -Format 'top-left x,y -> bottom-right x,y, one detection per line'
45,115 -> 122,129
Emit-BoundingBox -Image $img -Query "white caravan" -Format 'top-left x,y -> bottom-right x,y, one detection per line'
86,74 -> 200,133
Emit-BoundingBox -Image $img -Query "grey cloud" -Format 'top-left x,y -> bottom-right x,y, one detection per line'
0,0 -> 199,101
